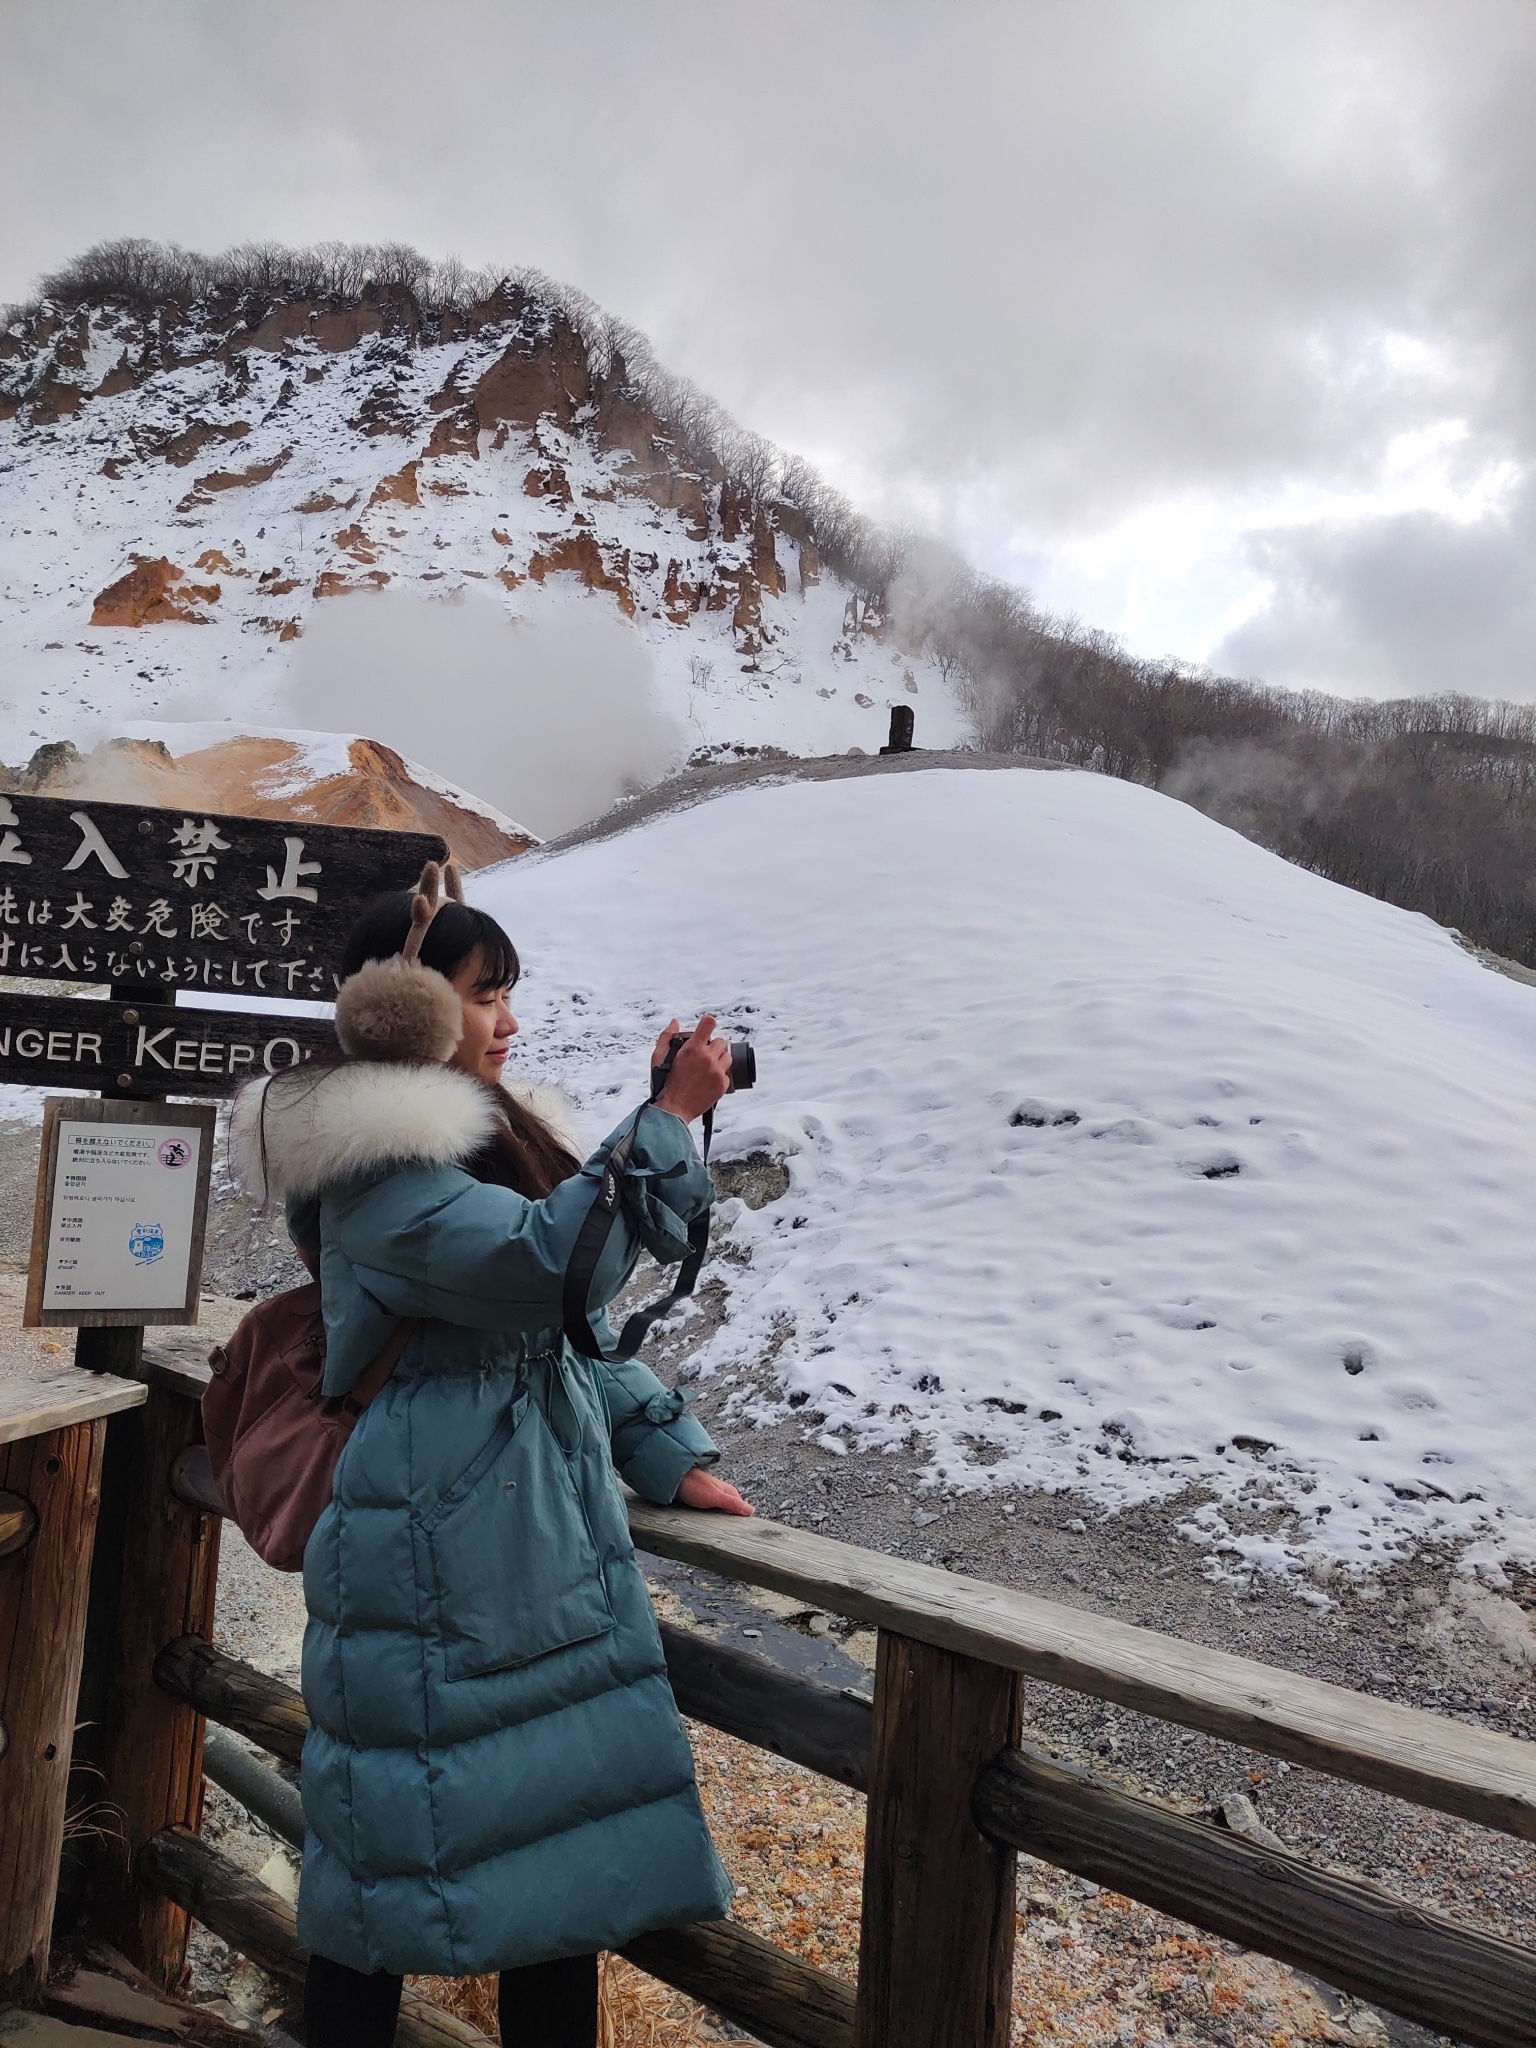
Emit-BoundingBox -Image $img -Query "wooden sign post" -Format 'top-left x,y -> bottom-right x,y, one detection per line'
0,788 -> 447,1989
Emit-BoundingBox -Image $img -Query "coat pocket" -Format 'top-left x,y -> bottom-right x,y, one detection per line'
424,1395 -> 616,1681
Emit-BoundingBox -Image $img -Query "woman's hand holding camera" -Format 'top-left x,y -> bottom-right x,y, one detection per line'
648,1016 -> 756,1517
652,1015 -> 732,1123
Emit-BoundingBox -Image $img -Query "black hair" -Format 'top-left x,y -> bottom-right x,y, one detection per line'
261,888 -> 578,1204
341,891 -> 521,994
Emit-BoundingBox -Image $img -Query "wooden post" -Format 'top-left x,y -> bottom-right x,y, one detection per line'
853,1630 -> 1020,2048
91,1385 -> 222,1987
0,1418 -> 107,2001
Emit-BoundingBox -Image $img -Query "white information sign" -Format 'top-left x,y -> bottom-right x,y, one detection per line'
41,1120 -> 205,1313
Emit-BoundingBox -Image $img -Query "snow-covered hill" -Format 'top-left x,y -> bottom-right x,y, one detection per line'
0,282 -> 965,764
476,762 -> 1536,1587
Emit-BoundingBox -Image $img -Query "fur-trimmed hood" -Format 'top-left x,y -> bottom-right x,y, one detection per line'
229,1062 -> 580,1203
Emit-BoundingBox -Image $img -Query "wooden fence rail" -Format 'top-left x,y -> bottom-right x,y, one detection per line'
165,1430 -> 1536,1840
157,1625 -> 1536,2048
625,1495 -> 1536,1844
21,1350 -> 1533,2048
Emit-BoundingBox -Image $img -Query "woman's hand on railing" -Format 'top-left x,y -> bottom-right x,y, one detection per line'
675,1467 -> 754,1516
652,1015 -> 732,1124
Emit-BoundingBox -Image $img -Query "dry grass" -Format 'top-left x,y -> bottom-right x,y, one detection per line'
411,1720 -> 1369,2048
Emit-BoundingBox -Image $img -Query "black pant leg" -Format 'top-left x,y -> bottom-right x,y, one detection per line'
303,1951 -> 405,2048
497,1952 -> 599,2048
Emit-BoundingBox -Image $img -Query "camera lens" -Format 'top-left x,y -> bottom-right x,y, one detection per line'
728,1042 -> 757,1091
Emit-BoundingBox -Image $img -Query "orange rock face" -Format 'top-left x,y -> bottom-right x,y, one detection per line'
663,560 -> 702,625
313,569 -> 391,598
235,300 -> 389,355
472,310 -> 593,434
333,523 -> 380,563
525,532 -> 636,616
424,404 -> 479,459
524,464 -> 573,504
91,557 -> 221,626
191,447 -> 293,493
369,460 -> 421,507
16,735 -> 531,871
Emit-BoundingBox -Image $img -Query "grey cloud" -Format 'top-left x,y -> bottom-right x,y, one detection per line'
2,0 -> 1534,693
1211,486 -> 1536,700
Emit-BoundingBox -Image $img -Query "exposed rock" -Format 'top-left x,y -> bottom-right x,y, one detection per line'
235,300 -> 386,354
752,508 -> 786,596
424,404 -> 479,459
349,377 -> 417,438
472,306 -> 593,434
95,357 -> 139,398
368,460 -> 420,507
663,559 -> 702,624
523,464 -> 572,504
161,419 -> 251,468
91,556 -> 221,626
191,448 -> 293,494
312,569 -> 390,598
332,522 -> 380,563
526,531 -> 636,616
4,732 -> 533,870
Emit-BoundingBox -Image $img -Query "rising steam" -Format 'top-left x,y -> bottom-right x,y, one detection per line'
285,589 -> 686,838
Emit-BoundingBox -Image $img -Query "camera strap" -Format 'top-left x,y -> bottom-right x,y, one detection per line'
561,1106 -> 713,1363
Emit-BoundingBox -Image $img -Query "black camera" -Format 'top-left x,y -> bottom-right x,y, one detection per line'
652,1031 -> 756,1099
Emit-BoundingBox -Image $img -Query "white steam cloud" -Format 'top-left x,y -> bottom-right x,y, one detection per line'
285,590 -> 685,839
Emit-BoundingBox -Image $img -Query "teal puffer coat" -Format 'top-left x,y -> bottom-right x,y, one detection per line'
231,1060 -> 733,1976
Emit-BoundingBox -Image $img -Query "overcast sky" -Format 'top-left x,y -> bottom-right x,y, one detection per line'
4,0 -> 1533,700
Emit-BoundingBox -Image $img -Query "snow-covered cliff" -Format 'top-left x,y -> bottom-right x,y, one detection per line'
0,275 -> 966,763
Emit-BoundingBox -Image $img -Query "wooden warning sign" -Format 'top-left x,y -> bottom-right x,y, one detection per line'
0,791 -> 444,1096
0,792 -> 444,1000
0,990 -> 338,1095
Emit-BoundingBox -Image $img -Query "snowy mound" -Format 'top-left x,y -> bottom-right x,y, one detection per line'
478,763 -> 1536,1585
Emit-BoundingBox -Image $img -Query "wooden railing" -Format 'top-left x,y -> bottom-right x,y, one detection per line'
20,1346 -> 1536,2048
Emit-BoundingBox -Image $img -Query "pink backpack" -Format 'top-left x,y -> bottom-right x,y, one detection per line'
202,1283 -> 417,1571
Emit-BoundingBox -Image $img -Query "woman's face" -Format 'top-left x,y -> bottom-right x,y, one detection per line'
448,950 -> 519,1084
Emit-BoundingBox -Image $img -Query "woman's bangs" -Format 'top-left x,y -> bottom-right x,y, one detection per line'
464,911 -> 520,992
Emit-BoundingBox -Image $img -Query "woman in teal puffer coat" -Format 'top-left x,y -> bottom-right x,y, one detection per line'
231,871 -> 749,2048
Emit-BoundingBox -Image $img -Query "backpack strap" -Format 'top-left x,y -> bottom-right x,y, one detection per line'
335,1317 -> 421,1417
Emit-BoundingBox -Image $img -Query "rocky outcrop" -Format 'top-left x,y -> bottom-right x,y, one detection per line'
4,263 -> 860,673
526,533 -> 636,616
194,447 -> 292,493
4,733 -> 534,870
91,557 -> 221,626
162,419 -> 251,467
313,568 -> 390,598
369,460 -> 420,507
